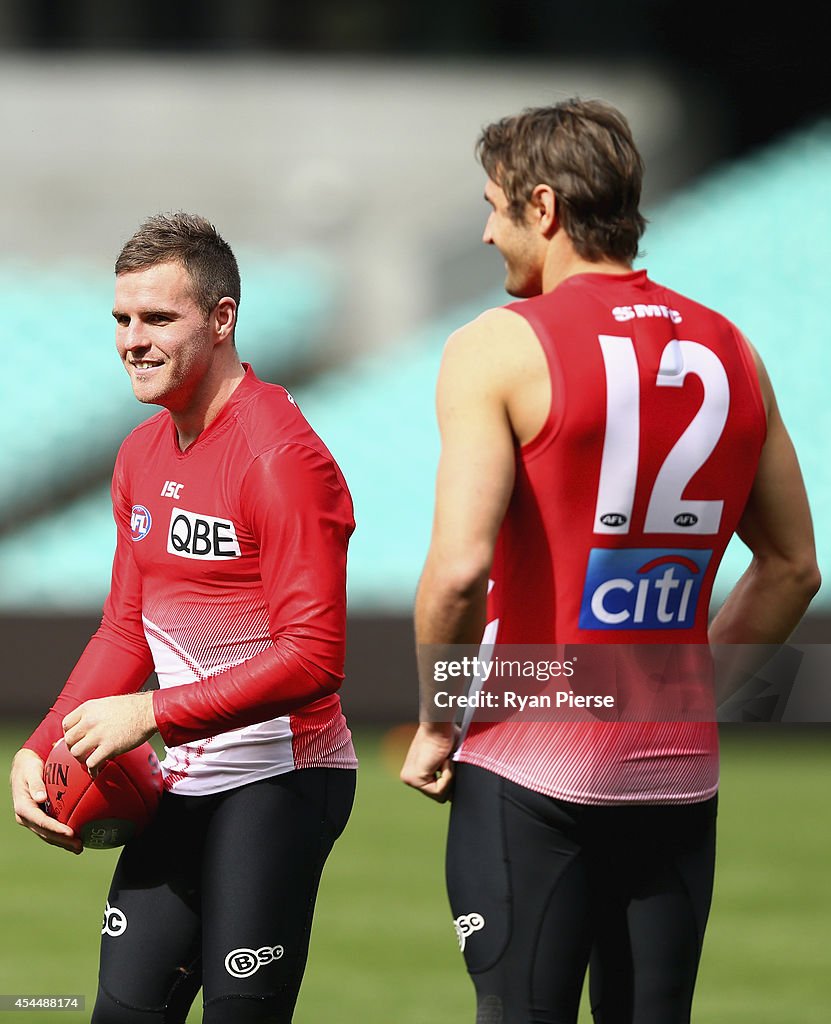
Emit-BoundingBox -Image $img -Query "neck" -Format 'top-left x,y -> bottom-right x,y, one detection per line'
541,236 -> 632,294
172,358 -> 246,451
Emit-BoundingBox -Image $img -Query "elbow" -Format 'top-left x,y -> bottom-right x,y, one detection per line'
785,552 -> 822,601
762,554 -> 822,603
799,561 -> 822,602
422,555 -> 491,607
313,666 -> 343,699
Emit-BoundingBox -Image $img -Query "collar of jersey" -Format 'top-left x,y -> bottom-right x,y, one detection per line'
168,363 -> 259,458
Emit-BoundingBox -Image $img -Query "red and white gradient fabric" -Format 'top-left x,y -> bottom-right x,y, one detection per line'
455,271 -> 766,804
27,366 -> 357,795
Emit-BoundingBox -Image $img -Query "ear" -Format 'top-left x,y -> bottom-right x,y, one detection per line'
213,297 -> 237,343
529,184 -> 558,237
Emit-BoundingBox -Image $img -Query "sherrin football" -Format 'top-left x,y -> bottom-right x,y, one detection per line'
44,738 -> 163,850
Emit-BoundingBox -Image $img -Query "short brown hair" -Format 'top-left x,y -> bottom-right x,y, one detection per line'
477,99 -> 647,263
115,212 -> 241,316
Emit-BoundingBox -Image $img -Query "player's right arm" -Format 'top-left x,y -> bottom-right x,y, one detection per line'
709,344 -> 821,700
10,451 -> 154,850
401,310 -> 529,801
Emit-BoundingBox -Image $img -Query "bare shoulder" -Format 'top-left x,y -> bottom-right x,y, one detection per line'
439,306 -> 550,445
441,306 -> 544,386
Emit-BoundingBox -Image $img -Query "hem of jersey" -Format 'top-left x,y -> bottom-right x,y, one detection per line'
454,750 -> 719,806
163,755 -> 358,797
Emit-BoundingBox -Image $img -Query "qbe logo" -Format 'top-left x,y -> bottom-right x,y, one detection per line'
225,944 -> 284,979
167,507 -> 241,560
130,505 -> 152,542
453,913 -> 485,952
579,548 -> 712,631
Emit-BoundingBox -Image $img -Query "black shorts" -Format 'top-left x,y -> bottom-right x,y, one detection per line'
91,767 -> 355,1024
446,762 -> 717,1024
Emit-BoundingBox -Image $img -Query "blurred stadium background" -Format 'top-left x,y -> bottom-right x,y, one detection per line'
0,4 -> 828,1022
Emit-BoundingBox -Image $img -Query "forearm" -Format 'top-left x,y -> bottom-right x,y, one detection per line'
414,560 -> 489,726
406,559 -> 473,794
709,556 -> 820,704
415,556 -> 489,646
24,630 -> 154,760
152,636 -> 343,746
709,556 -> 820,646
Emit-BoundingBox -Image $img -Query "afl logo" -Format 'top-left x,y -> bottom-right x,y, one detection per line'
130,505 -> 152,542
600,513 -> 628,528
674,513 -> 699,528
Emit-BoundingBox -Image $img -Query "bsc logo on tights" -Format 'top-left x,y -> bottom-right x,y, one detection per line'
224,944 -> 284,979
102,901 -> 127,937
453,913 -> 485,952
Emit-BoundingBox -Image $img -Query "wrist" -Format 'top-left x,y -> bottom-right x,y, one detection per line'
143,691 -> 159,734
417,721 -> 455,739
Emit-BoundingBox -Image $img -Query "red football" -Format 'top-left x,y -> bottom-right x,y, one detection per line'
43,739 -> 163,850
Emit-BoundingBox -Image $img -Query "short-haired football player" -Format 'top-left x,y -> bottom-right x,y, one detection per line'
11,213 -> 357,1024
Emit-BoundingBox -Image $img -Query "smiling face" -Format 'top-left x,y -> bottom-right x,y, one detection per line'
113,261 -> 218,414
482,177 -> 545,298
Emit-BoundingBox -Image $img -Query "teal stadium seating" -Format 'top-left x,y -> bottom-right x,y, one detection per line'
0,249 -> 336,520
0,124 -> 827,611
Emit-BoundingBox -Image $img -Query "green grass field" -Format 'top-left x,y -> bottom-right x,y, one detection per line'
2,724 -> 829,1023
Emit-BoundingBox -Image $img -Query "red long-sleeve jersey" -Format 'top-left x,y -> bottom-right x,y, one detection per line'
26,366 -> 357,794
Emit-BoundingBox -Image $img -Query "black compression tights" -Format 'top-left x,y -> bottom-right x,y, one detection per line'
446,763 -> 717,1024
90,768 -> 355,1024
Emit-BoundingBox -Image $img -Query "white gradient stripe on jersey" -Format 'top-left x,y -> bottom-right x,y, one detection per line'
143,615 -> 297,794
143,614 -> 356,795
457,719 -> 719,806
594,335 -> 729,536
458,581 -> 498,743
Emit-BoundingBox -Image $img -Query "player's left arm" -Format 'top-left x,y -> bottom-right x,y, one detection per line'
709,341 -> 821,701
400,313 -> 518,801
149,442 -> 354,747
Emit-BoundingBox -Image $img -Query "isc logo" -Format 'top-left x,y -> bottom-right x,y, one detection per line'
579,548 -> 712,630
167,507 -> 241,560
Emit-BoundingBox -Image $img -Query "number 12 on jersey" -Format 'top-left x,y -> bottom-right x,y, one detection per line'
593,334 -> 730,536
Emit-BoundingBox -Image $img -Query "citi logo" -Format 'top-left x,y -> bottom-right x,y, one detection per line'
225,944 -> 284,979
102,901 -> 127,937
454,912 -> 485,951
130,505 -> 152,542
167,507 -> 241,560
580,548 -> 712,630
612,303 -> 682,324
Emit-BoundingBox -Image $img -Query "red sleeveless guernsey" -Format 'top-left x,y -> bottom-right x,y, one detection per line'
455,270 -> 766,804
